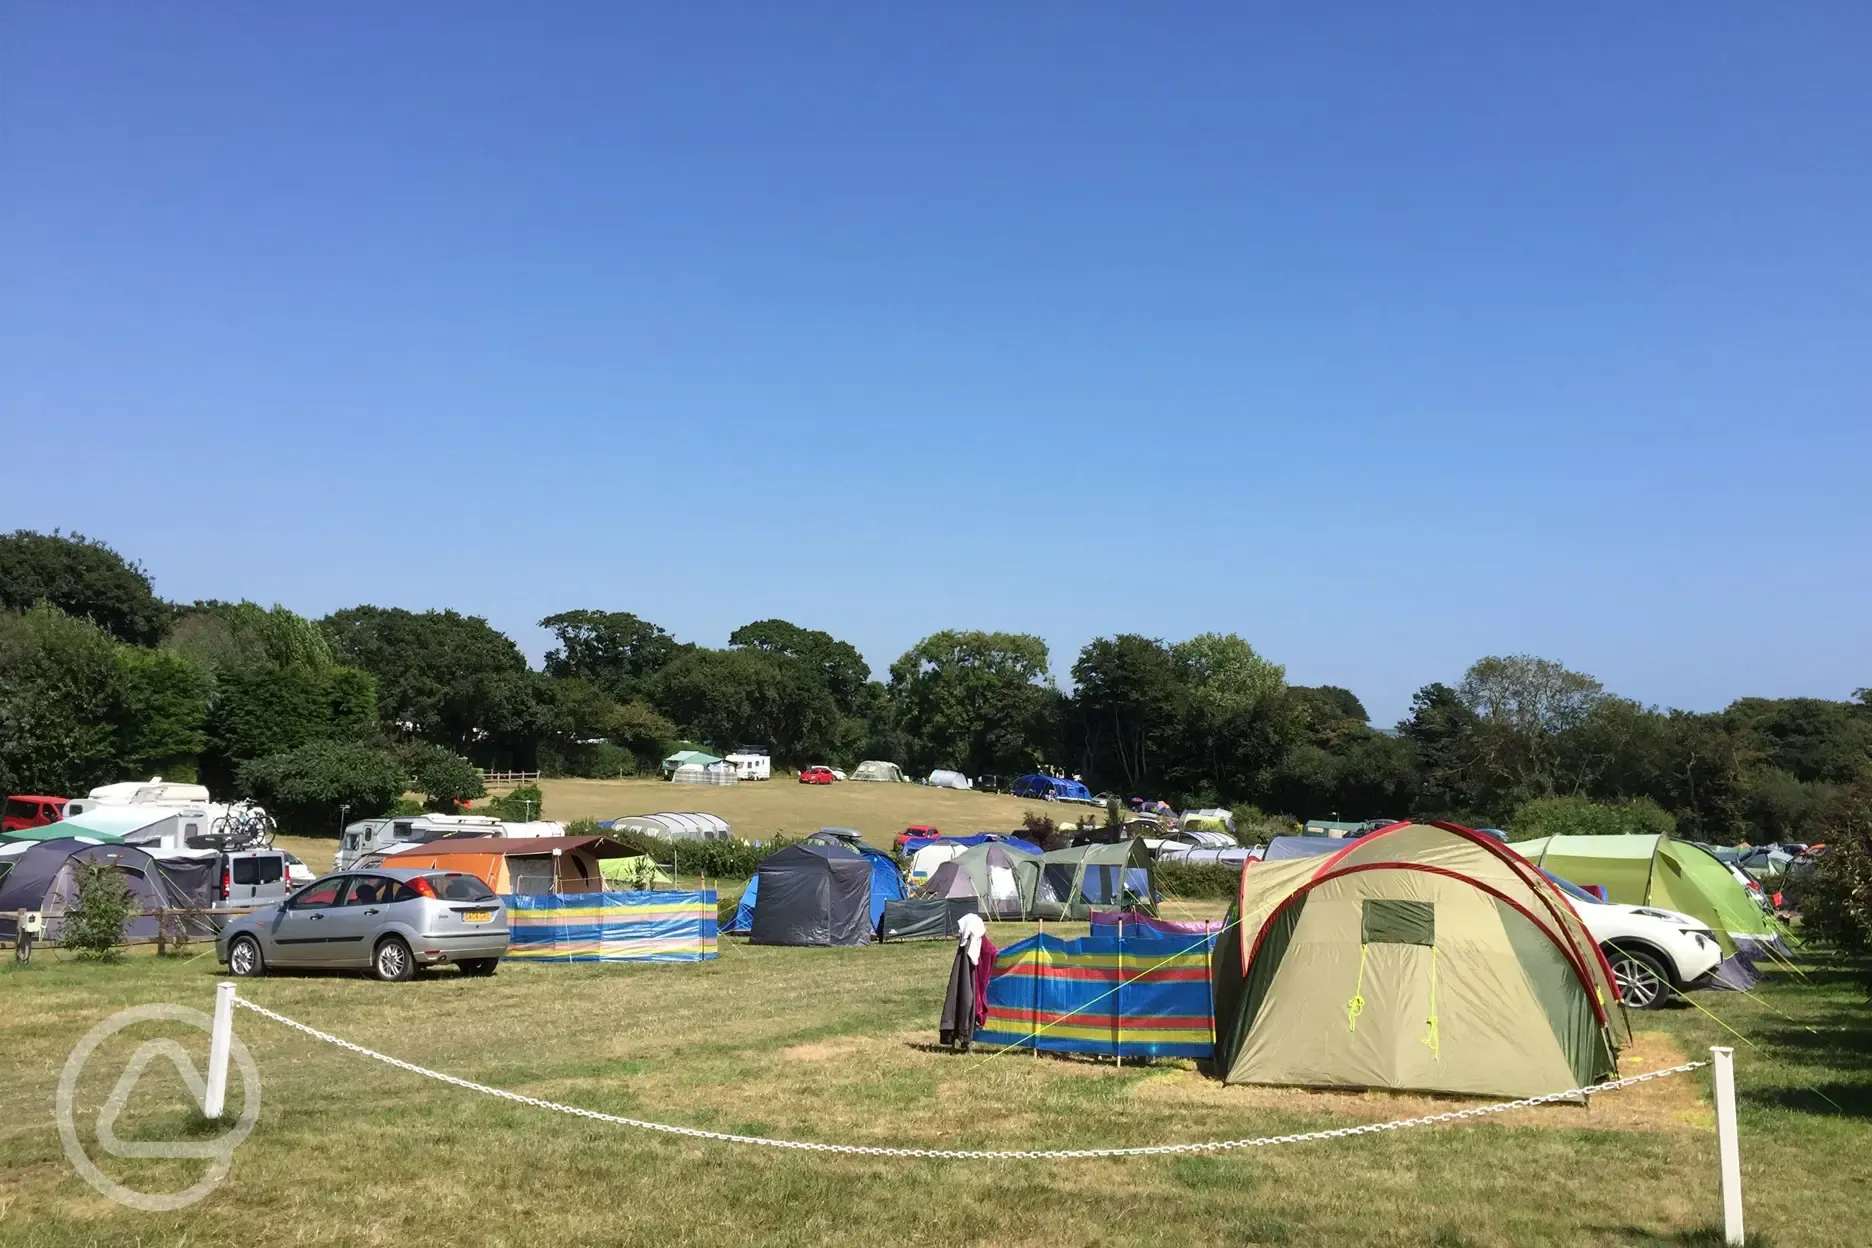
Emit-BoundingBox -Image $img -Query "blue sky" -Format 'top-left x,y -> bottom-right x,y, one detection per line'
3,4 -> 1868,722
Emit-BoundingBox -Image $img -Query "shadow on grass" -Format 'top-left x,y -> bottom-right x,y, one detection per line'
1598,1226 -> 1773,1247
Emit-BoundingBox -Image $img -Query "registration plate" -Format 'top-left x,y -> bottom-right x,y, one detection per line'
461,910 -> 494,924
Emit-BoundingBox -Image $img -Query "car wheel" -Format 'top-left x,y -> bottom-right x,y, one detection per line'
372,936 -> 415,983
228,934 -> 265,978
459,958 -> 498,977
1608,946 -> 1672,1009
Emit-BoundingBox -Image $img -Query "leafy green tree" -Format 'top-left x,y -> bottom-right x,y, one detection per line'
399,742 -> 486,812
0,604 -> 122,795
111,646 -> 209,779
889,631 -> 1055,777
540,610 -> 687,702
652,647 -> 842,765
1456,655 -> 1606,813
1509,795 -> 1677,840
62,862 -> 136,960
205,663 -> 379,783
729,618 -> 871,713
0,530 -> 168,646
1399,682 -> 1483,817
1068,635 -> 1183,794
1724,697 -> 1872,786
323,606 -> 550,765
168,601 -> 337,672
236,740 -> 403,837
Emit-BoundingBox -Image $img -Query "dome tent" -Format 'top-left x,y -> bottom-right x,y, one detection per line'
850,760 -> 906,784
1212,821 -> 1629,1100
917,843 -> 1026,920
0,838 -> 217,944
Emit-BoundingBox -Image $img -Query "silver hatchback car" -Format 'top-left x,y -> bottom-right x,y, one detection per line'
217,868 -> 510,981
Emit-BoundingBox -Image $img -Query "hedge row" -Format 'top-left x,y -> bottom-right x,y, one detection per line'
1153,860 -> 1242,900
566,819 -> 786,879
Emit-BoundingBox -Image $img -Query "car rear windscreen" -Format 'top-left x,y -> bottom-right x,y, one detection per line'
423,873 -> 497,901
232,856 -> 284,886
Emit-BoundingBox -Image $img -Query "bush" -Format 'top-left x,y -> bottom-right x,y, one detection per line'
570,818 -> 785,880
237,739 -> 402,837
1797,793 -> 1872,953
483,784 -> 545,822
399,744 -> 485,813
1231,803 -> 1295,846
62,862 -> 136,959
1018,812 -> 1067,851
1509,796 -> 1676,841
1155,860 -> 1241,900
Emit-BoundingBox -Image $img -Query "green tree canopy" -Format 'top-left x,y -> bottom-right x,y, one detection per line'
237,740 -> 403,837
0,604 -> 123,795
540,609 -> 687,701
0,530 -> 168,646
889,630 -> 1056,777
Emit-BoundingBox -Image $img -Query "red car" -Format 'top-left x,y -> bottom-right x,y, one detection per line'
799,766 -> 836,785
3,795 -> 68,834
893,824 -> 941,854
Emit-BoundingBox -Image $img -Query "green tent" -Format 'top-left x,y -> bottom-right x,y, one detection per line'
1015,840 -> 1156,921
917,843 -> 1027,920
661,750 -> 722,777
1214,822 -> 1628,1100
1,820 -> 125,844
599,854 -> 675,888
1510,834 -> 1782,954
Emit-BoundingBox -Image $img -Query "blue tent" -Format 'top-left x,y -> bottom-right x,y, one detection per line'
1011,774 -> 1093,802
901,832 -> 1038,858
728,839 -> 907,934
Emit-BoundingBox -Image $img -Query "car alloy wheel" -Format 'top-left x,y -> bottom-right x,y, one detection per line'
228,935 -> 263,977
1610,948 -> 1669,1009
374,937 -> 413,982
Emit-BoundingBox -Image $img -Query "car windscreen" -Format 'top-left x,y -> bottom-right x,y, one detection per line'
1541,870 -> 1603,904
421,872 -> 497,901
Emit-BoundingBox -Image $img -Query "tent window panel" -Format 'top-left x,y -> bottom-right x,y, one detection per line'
508,856 -> 556,894
1361,899 -> 1435,947
1039,865 -> 1075,904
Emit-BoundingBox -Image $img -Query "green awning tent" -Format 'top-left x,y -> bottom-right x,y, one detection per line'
1213,822 -> 1629,1100
917,843 -> 1027,920
661,750 -> 722,777
1016,840 -> 1157,921
599,854 -> 675,888
1509,834 -> 1784,954
2,812 -> 130,844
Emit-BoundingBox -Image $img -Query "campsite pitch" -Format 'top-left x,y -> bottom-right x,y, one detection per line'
1,929 -> 1866,1246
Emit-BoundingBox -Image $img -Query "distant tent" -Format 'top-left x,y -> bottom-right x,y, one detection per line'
1179,808 -> 1238,837
918,843 -> 1027,920
879,897 -> 979,941
1011,774 -> 1092,802
599,854 -> 675,888
1510,834 -> 1785,955
662,750 -> 722,777
907,842 -> 968,887
748,842 -> 875,946
851,760 -> 906,784
0,838 -> 216,943
381,836 -> 631,895
927,770 -> 972,790
1152,846 -> 1254,870
1263,835 -> 1347,861
1212,821 -> 1629,1100
901,831 -> 1035,859
672,761 -> 738,786
604,812 -> 732,843
2,821 -> 123,845
1016,840 -> 1156,921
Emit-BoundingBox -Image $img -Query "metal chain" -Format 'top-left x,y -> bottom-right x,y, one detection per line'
231,994 -> 1706,1161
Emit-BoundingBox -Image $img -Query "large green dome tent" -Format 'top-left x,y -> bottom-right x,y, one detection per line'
1212,821 -> 1629,1100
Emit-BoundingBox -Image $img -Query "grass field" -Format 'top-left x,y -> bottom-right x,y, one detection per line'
278,777 -> 1099,875
1,923 -> 1866,1247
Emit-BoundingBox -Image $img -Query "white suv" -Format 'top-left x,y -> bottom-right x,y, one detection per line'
1544,871 -> 1724,1009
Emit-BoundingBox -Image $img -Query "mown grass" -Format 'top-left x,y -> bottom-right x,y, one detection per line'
0,931 -> 1864,1246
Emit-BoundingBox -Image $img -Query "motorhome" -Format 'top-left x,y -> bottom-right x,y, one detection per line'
336,814 -> 506,869
64,777 -> 213,820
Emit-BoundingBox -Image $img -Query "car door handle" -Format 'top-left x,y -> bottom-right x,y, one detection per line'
309,913 -> 324,921
363,909 -> 380,916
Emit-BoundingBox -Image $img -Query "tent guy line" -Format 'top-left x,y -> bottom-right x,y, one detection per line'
227,991 -> 1705,1159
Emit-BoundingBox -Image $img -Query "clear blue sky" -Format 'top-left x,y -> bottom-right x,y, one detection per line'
4,4 -> 1868,722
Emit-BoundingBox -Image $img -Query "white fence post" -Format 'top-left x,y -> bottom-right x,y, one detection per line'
1711,1045 -> 1743,1245
204,981 -> 235,1119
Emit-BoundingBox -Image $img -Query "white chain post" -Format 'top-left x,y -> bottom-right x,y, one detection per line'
203,981 -> 236,1119
1711,1046 -> 1743,1245
230,995 -> 1707,1160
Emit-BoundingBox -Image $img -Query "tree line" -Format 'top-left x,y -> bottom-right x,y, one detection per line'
3,530 -> 1869,849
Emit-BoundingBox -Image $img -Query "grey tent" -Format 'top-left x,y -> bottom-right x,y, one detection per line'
918,844 -> 1026,920
879,897 -> 979,941
0,838 -> 217,943
1263,835 -> 1348,861
749,842 -> 874,946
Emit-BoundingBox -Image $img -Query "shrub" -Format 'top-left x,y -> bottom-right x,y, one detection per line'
1155,860 -> 1241,900
1231,803 -> 1296,846
1509,796 -> 1676,841
1797,792 -> 1872,953
570,818 -> 782,879
62,862 -> 136,959
1018,812 -> 1067,851
483,784 -> 545,822
399,743 -> 485,813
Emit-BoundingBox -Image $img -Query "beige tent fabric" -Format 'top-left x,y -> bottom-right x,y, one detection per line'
1233,870 -> 1580,1097
1236,824 -> 1625,1049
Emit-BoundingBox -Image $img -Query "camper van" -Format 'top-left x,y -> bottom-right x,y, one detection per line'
64,777 -> 214,820
336,814 -> 506,869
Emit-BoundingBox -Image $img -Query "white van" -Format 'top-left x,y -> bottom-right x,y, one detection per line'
336,814 -> 506,869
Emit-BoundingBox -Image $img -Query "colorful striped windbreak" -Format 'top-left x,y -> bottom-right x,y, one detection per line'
976,930 -> 1217,1059
502,890 -> 718,962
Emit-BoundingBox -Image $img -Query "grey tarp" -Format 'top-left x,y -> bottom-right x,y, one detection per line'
0,839 -> 217,943
749,842 -> 874,946
879,897 -> 980,941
